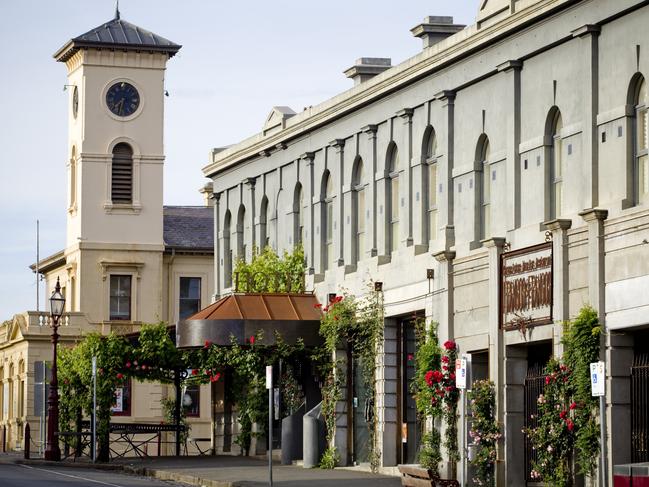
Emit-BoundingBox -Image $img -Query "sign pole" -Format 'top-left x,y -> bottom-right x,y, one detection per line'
92,356 -> 97,463
590,361 -> 607,487
456,354 -> 470,487
266,365 -> 273,487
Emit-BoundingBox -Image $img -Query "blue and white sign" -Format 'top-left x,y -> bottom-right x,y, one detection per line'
590,361 -> 605,397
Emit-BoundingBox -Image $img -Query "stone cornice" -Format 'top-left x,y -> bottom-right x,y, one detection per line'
202,0 -> 587,178
579,208 -> 609,222
544,218 -> 572,231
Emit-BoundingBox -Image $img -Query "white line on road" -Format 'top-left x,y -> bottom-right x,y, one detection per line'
18,464 -> 130,487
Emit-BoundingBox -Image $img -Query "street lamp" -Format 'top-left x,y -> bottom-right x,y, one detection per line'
44,277 -> 65,461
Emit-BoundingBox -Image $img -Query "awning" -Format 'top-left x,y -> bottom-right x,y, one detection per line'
176,293 -> 323,349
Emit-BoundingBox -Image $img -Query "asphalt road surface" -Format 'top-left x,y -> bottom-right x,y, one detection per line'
0,464 -> 184,487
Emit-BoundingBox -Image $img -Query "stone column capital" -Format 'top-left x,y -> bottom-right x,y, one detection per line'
481,237 -> 507,249
396,108 -> 414,123
578,208 -> 608,222
497,59 -> 523,73
329,139 -> 346,151
275,142 -> 287,151
433,249 -> 456,262
243,177 -> 256,187
300,152 -> 315,163
571,24 -> 601,38
258,149 -> 271,158
434,90 -> 456,102
544,218 -> 572,231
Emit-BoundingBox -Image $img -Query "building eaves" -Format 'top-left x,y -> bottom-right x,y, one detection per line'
202,0 -> 580,179
29,250 -> 65,274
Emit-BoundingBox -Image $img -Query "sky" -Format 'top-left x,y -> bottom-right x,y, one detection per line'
0,0 -> 479,318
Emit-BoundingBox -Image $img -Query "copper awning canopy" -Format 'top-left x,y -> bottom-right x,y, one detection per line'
176,293 -> 323,349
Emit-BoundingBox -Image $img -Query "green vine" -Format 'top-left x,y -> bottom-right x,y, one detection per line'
468,380 -> 501,487
411,320 -> 459,474
316,284 -> 384,471
525,306 -> 602,485
233,245 -> 306,293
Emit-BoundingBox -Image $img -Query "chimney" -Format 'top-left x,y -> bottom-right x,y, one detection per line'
344,58 -> 392,86
411,16 -> 465,49
199,181 -> 214,207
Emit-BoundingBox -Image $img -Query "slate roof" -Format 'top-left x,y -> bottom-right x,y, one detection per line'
54,11 -> 181,62
163,206 -> 213,253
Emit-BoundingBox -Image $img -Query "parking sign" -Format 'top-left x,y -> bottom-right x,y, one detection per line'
590,361 -> 605,397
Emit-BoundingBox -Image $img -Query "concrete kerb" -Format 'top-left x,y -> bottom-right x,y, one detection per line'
123,465 -> 234,487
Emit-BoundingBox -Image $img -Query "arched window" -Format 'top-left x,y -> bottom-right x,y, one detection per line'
387,144 -> 400,253
352,157 -> 365,264
476,135 -> 491,241
322,171 -> 334,271
223,210 -> 232,288
423,128 -> 438,242
547,109 -> 563,219
111,143 -> 133,204
70,146 -> 77,208
294,183 -> 304,246
260,196 -> 269,250
237,205 -> 248,262
633,77 -> 648,205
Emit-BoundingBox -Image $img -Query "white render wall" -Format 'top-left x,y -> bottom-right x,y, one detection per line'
206,0 -> 649,482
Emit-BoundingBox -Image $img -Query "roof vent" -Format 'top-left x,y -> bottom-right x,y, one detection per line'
344,58 -> 392,86
410,16 -> 465,49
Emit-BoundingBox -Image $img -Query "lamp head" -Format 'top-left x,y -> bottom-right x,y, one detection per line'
50,277 -> 66,318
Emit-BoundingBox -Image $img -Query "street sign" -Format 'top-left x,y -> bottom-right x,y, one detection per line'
266,365 -> 273,389
590,361 -> 605,397
456,357 -> 467,389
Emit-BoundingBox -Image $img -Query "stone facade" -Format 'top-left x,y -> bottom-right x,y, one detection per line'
204,0 -> 649,483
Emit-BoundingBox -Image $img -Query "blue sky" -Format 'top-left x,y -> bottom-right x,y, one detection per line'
0,0 -> 478,318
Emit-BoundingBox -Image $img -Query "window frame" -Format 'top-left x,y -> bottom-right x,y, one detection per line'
387,144 -> 400,254
634,79 -> 649,205
179,276 -> 202,320
183,383 -> 201,418
109,274 -> 132,321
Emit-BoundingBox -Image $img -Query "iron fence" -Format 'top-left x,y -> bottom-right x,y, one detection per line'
632,351 -> 649,463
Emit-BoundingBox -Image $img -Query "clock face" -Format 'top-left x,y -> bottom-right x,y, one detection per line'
72,86 -> 78,119
105,82 -> 140,117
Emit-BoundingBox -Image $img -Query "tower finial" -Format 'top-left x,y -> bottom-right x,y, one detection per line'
115,0 -> 120,19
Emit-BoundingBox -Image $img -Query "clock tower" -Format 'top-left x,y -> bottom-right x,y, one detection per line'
53,8 -> 181,321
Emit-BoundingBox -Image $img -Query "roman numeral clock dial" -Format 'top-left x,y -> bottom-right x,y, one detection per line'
106,82 -> 140,117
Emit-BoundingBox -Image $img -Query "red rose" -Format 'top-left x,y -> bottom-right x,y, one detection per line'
443,340 -> 456,350
425,370 -> 434,387
204,340 -> 212,348
569,402 -> 577,410
545,376 -> 551,385
314,303 -> 322,309
450,372 -> 456,380
125,361 -> 131,368
192,369 -> 199,376
559,410 -> 567,419
566,419 -> 574,431
407,354 -> 414,362
441,356 -> 449,363
116,373 -> 123,380
249,335 -> 255,345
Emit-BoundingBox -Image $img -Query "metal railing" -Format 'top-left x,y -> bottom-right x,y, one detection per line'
632,351 -> 649,463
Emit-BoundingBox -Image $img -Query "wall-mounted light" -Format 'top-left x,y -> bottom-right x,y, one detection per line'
374,281 -> 383,292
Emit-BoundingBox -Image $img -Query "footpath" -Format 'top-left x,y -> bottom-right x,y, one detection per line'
1,452 -> 401,487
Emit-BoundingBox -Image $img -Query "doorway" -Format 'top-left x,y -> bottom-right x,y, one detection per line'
351,354 -> 371,464
398,316 -> 420,465
631,330 -> 649,462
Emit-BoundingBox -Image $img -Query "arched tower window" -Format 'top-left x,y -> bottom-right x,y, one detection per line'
476,135 -> 491,241
294,183 -> 304,246
352,157 -> 365,264
546,108 -> 563,219
423,128 -> 438,242
386,143 -> 400,253
70,146 -> 77,209
633,77 -> 648,205
223,210 -> 232,288
111,143 -> 133,204
322,171 -> 334,271
260,196 -> 269,250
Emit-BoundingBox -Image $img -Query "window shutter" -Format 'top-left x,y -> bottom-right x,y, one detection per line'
111,143 -> 133,204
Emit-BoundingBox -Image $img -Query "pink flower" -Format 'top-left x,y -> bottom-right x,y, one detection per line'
545,376 -> 551,385
407,354 -> 414,362
249,335 -> 255,345
125,361 -> 131,368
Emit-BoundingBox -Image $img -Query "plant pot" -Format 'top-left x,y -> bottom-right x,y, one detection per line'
281,412 -> 303,465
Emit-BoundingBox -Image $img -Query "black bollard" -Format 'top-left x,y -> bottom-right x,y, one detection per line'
24,423 -> 30,459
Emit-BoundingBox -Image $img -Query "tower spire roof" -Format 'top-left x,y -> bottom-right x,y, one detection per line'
53,10 -> 181,62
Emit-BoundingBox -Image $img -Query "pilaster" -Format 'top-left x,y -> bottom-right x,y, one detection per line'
572,25 -> 601,208
544,218 -> 572,356
301,152 -> 316,274
330,139 -> 346,267
482,236 -> 506,486
578,208 -> 608,319
497,60 -> 523,231
435,90 -> 456,250
212,192 -> 222,301
362,125 -> 379,258
397,108 -> 414,247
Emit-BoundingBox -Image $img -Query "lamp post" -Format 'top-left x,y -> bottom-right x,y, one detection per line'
44,277 -> 65,461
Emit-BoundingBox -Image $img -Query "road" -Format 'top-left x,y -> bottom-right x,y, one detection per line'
0,464 -> 184,487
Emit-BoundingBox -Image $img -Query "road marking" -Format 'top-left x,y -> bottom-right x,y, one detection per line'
18,464 -> 129,487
